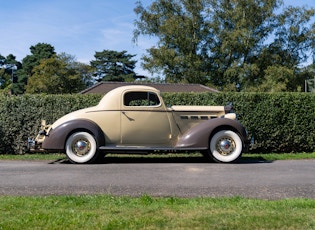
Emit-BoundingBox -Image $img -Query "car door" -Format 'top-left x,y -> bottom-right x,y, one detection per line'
120,91 -> 172,146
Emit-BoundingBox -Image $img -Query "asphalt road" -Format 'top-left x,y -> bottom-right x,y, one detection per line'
0,156 -> 314,199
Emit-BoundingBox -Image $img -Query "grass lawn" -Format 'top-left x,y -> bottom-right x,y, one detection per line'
0,195 -> 314,229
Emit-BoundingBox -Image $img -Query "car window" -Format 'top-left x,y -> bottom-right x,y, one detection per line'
124,92 -> 160,107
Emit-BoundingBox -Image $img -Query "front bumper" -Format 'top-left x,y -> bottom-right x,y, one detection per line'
27,134 -> 46,152
27,120 -> 51,152
27,138 -> 36,151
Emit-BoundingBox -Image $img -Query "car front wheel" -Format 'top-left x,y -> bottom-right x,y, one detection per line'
209,130 -> 243,163
65,131 -> 99,164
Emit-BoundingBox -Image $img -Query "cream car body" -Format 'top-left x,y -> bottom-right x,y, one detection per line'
29,85 -> 248,164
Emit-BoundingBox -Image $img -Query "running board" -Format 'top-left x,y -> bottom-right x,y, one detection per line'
99,146 -> 207,153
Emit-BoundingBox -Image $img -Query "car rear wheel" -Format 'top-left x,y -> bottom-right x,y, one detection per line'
65,132 -> 99,164
209,130 -> 242,163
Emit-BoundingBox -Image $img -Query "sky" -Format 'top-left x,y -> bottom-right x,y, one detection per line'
0,0 -> 314,77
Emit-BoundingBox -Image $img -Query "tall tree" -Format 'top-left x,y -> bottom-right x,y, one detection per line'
25,54 -> 85,94
134,0 -> 315,91
248,6 -> 315,92
16,43 -> 56,94
58,52 -> 94,88
134,0 -> 209,84
208,0 -> 280,89
22,43 -> 56,76
274,6 -> 315,67
90,50 -> 137,82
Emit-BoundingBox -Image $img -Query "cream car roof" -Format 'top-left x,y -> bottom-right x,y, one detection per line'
96,85 -> 161,110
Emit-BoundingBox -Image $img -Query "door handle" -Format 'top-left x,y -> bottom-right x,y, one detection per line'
122,111 -> 135,121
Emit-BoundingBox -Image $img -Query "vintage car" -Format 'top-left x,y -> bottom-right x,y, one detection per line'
28,85 -> 248,164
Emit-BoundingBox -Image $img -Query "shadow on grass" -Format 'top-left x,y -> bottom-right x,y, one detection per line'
50,154 -> 273,164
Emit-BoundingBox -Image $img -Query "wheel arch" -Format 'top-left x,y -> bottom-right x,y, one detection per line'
175,118 -> 247,149
42,119 -> 105,151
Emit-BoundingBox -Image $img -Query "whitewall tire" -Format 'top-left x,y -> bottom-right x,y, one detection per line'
209,130 -> 243,163
65,132 -> 99,164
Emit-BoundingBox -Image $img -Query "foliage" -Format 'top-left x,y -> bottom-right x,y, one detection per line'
252,65 -> 294,92
25,54 -> 86,94
90,50 -> 137,82
0,94 -> 101,154
3,1 -> 315,94
21,43 -> 56,76
0,195 -> 314,229
0,54 -> 22,94
10,43 -> 57,94
134,0 -> 315,91
0,92 -> 314,154
134,0 -> 211,84
2,44 -> 137,95
300,64 -> 315,93
162,92 -> 315,153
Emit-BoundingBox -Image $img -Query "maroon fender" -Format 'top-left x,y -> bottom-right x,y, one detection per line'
42,119 -> 105,150
175,118 -> 248,149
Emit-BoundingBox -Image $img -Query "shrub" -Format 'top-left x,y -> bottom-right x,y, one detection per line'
0,92 -> 314,154
0,94 -> 101,154
163,92 -> 315,153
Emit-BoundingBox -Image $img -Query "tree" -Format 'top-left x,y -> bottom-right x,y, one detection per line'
208,0 -> 281,89
273,6 -> 315,67
298,63 -> 315,92
134,0 -> 315,91
0,54 -> 22,94
90,50 -> 137,82
14,43 -> 57,94
0,54 -> 7,89
58,52 -> 94,88
22,43 -> 56,76
253,6 -> 315,92
134,0 -> 210,84
25,54 -> 85,94
253,65 -> 294,92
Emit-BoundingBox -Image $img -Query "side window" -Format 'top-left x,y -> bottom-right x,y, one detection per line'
124,92 -> 160,107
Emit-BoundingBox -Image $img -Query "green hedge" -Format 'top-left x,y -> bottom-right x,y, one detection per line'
0,92 -> 314,154
163,92 -> 315,153
0,94 -> 101,154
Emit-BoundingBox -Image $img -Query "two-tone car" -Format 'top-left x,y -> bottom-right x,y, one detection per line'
28,85 -> 248,164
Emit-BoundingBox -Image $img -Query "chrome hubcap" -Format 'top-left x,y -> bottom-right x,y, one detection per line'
72,139 -> 91,156
216,137 -> 235,156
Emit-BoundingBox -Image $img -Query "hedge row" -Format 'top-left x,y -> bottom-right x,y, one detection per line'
0,94 -> 101,154
163,92 -> 315,153
0,92 -> 314,154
